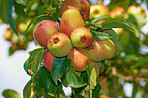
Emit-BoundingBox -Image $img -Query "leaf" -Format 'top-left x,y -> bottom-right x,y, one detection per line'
105,30 -> 122,51
15,0 -> 28,5
65,60 -> 87,88
92,31 -> 113,41
86,64 -> 97,89
91,16 -> 110,24
92,83 -> 101,98
23,80 -> 32,98
2,89 -> 21,98
35,66 -> 58,96
51,57 -> 67,85
0,0 -> 10,23
73,94 -> 85,98
50,6 -> 60,21
8,47 -> 15,56
24,0 -> 39,13
8,0 -> 19,35
24,58 -> 30,75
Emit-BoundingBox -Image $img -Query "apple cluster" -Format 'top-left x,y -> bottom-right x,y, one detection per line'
33,0 -> 117,72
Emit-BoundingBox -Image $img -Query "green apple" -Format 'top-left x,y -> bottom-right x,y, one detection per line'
33,20 -> 59,48
70,27 -> 93,48
47,32 -> 72,57
67,48 -> 90,71
60,8 -> 84,37
90,3 -> 110,19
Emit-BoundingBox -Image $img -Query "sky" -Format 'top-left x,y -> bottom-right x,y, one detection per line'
0,1 -> 148,98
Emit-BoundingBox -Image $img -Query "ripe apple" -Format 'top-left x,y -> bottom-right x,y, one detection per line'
47,32 -> 72,57
127,5 -> 146,18
60,0 -> 90,21
70,27 -> 93,48
90,3 -> 110,19
90,61 -> 100,79
99,95 -> 111,98
60,8 -> 84,37
3,28 -> 13,41
110,7 -> 126,18
86,39 -> 116,61
43,50 -> 56,72
67,48 -> 90,71
97,19 -> 106,24
33,20 -> 59,48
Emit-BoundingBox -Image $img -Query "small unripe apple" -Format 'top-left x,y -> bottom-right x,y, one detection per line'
70,27 -> 93,48
90,4 -> 110,19
60,0 -> 90,21
11,42 -> 18,50
99,95 -> 111,98
67,48 -> 90,71
17,22 -> 27,34
33,20 -> 59,48
127,5 -> 146,18
3,28 -> 13,41
60,9 -> 84,37
110,7 -> 126,18
43,50 -> 56,72
87,39 -> 116,61
47,32 -> 72,57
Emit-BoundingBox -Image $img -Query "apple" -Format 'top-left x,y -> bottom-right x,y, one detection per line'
43,50 -> 56,72
3,28 -> 13,41
33,20 -> 59,48
97,19 -> 106,24
60,0 -> 90,20
60,8 -> 84,37
90,61 -> 100,79
112,28 -> 124,36
99,95 -> 111,98
86,39 -> 116,61
70,27 -> 93,48
67,48 -> 90,71
110,6 -> 126,18
47,32 -> 72,57
11,42 -> 18,50
127,5 -> 146,18
90,3 -> 110,19
17,22 -> 27,34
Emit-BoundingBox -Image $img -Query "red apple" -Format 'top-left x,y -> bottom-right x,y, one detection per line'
99,95 -> 111,98
97,19 -> 106,24
60,0 -> 90,20
67,48 -> 90,71
87,39 -> 116,61
90,3 -> 110,19
110,7 -> 126,18
43,50 -> 56,72
47,32 -> 72,57
60,9 -> 84,37
33,20 -> 59,48
70,27 -> 93,48
127,5 -> 146,18
3,28 -> 13,41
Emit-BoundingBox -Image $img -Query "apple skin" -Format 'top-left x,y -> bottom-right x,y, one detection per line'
90,4 -> 110,19
86,39 -> 116,61
110,7 -> 126,18
47,32 -> 72,57
67,48 -> 90,71
3,28 -> 13,41
60,9 -> 84,37
33,20 -> 59,48
60,0 -> 90,21
43,50 -> 56,72
99,95 -> 111,98
70,27 -> 93,48
127,5 -> 146,18
112,28 -> 124,36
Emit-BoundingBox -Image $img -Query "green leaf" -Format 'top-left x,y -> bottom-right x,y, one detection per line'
8,47 -> 15,56
65,60 -> 87,88
105,30 -> 122,51
15,0 -> 28,5
23,80 -> 32,98
73,94 -> 85,98
0,0 -> 10,23
25,0 -> 38,13
91,16 -> 110,24
51,57 -> 67,85
92,31 -> 113,41
27,48 -> 45,74
92,83 -> 101,98
50,6 -> 60,21
8,0 -> 19,35
2,89 -> 21,98
24,58 -> 30,75
86,64 -> 97,89
36,66 -> 58,96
